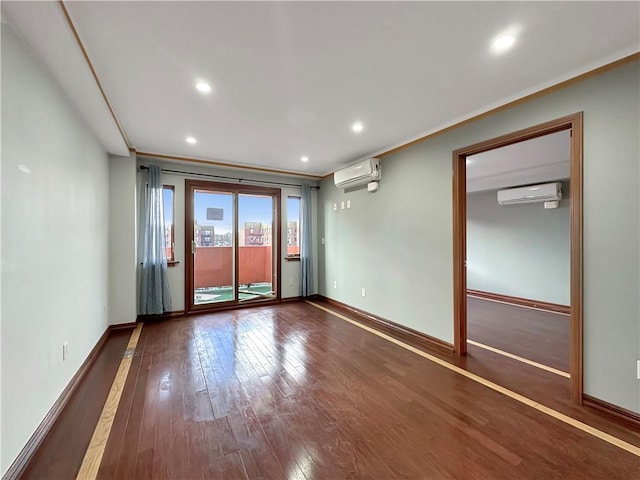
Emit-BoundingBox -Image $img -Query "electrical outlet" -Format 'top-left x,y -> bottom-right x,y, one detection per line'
333,203 -> 337,211
341,201 -> 345,210
333,280 -> 337,289
62,342 -> 68,361
321,237 -> 325,245
637,360 -> 640,380
361,288 -> 366,297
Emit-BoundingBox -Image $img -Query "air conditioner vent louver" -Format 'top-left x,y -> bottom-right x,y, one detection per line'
334,158 -> 381,188
497,182 -> 562,205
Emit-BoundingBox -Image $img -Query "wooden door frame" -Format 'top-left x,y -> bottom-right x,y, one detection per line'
452,112 -> 584,404
185,179 -> 282,313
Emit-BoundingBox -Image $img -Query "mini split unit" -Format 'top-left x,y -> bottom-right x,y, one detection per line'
334,158 -> 381,189
497,182 -> 562,206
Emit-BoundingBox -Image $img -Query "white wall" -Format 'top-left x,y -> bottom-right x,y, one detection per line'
136,158 -> 318,312
109,153 -> 138,325
1,25 -> 110,474
319,60 -> 640,412
467,182 -> 570,305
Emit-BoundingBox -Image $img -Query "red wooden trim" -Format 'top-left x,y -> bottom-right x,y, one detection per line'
583,394 -> 640,429
163,185 -> 176,262
109,322 -> 138,331
185,180 -> 195,312
452,112 -> 584,405
184,180 -> 282,314
317,296 -> 455,355
378,54 -> 638,160
452,151 -> 467,355
467,289 -> 570,315
136,150 -> 323,179
281,296 -> 302,303
1,324 -> 133,480
275,191 -> 283,303
136,311 -> 186,323
185,299 -> 283,315
569,113 -> 584,405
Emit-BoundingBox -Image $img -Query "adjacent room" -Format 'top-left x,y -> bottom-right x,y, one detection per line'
2,2 -> 639,479
466,131 -> 572,386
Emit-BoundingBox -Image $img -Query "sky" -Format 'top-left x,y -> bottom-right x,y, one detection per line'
163,189 -> 300,234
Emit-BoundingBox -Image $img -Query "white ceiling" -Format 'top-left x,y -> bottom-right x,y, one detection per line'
2,1 -> 639,177
467,130 -> 570,193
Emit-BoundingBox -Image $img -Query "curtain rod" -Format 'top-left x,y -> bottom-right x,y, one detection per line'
139,165 -> 320,189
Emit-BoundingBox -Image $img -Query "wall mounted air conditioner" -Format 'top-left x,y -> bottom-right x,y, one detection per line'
334,158 -> 381,189
497,182 -> 562,205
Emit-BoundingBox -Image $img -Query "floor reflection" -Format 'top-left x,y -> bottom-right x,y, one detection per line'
288,446 -> 316,480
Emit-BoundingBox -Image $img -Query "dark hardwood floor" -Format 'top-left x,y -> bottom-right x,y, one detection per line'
467,295 -> 570,372
91,302 -> 638,479
317,298 -> 640,448
16,302 -> 639,479
20,329 -> 131,480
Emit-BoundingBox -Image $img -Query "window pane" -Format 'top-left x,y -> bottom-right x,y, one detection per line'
193,190 -> 234,304
162,186 -> 174,260
287,196 -> 300,256
238,194 -> 275,301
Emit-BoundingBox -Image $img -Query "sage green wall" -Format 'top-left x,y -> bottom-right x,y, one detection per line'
1,25 -> 110,474
467,182 -> 570,305
318,60 -> 639,412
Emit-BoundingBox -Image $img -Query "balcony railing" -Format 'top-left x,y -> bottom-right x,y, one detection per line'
194,246 -> 273,289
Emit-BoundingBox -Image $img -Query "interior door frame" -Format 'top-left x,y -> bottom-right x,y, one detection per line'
185,179 -> 282,313
452,112 -> 584,404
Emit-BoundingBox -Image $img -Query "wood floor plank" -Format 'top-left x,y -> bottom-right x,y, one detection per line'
151,322 -> 173,480
77,302 -> 640,479
76,324 -> 143,480
96,328 -> 148,480
221,450 -> 250,480
168,321 -> 192,479
467,296 -> 570,371
21,330 -> 131,480
108,326 -> 148,480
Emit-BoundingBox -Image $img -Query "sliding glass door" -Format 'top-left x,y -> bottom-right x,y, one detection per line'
186,180 -> 280,311
192,189 -> 235,305
238,193 -> 276,302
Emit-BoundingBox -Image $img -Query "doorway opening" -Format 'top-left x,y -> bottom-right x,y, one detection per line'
185,180 -> 281,313
452,112 -> 583,403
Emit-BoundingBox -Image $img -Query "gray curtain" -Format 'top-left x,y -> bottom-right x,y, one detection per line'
300,184 -> 313,297
139,165 -> 172,314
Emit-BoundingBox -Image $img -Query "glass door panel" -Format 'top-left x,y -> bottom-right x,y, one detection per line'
186,180 -> 280,313
193,189 -> 235,305
238,194 -> 276,302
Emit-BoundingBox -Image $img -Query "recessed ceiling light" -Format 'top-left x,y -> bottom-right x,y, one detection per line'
491,33 -> 516,54
195,82 -> 212,93
301,156 -> 309,162
186,136 -> 197,144
352,122 -> 364,133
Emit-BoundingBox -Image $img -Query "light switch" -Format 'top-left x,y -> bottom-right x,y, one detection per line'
347,200 -> 351,209
341,201 -> 345,209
